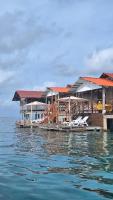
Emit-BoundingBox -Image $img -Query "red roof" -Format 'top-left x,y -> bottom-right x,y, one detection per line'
100,73 -> 113,79
13,90 -> 46,101
81,77 -> 113,87
47,87 -> 70,93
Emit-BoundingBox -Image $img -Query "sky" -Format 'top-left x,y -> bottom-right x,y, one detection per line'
0,0 -> 113,116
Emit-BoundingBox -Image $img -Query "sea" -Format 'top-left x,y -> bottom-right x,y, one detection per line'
0,117 -> 113,200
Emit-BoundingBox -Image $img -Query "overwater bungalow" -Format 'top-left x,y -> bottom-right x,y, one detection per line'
12,90 -> 47,126
46,86 -> 72,123
70,73 -> 113,130
13,73 -> 113,131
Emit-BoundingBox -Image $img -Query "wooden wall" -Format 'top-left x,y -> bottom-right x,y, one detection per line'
88,113 -> 103,127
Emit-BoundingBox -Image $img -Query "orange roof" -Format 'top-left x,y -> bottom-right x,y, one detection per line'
48,87 -> 70,93
100,73 -> 113,79
81,77 -> 113,87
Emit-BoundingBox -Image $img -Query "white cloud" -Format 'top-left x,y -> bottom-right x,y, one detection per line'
86,47 -> 113,69
0,0 -> 113,116
0,69 -> 15,84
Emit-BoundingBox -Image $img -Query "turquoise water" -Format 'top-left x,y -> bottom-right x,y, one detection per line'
0,118 -> 113,200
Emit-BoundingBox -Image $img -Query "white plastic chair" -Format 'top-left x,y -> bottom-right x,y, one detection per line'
79,116 -> 89,126
69,116 -> 82,127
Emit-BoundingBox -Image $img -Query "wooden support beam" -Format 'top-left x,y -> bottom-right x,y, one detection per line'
102,87 -> 106,114
57,93 -> 60,123
91,90 -> 93,113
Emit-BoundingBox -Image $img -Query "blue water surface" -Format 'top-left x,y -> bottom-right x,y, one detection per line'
0,117 -> 113,200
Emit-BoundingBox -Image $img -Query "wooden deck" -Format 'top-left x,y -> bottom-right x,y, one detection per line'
16,120 -> 39,128
16,121 -> 102,132
39,125 -> 102,132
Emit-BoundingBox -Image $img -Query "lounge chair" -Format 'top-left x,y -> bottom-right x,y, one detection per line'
68,116 -> 82,127
69,116 -> 89,127
79,116 -> 89,126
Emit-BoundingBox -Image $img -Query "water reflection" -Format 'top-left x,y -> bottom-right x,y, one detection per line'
0,117 -> 113,200
14,127 -> 113,199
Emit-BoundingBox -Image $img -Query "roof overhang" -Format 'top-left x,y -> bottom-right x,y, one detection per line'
70,76 -> 113,93
76,82 -> 101,92
70,78 -> 101,93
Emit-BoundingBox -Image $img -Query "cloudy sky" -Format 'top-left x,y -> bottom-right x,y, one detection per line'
0,0 -> 113,116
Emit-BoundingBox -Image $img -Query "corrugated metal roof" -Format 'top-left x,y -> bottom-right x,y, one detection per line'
47,87 -> 70,93
82,77 -> 113,87
12,90 -> 46,101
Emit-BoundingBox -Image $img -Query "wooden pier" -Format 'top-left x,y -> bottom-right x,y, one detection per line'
16,120 -> 39,128
16,120 -> 102,132
39,125 -> 102,132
